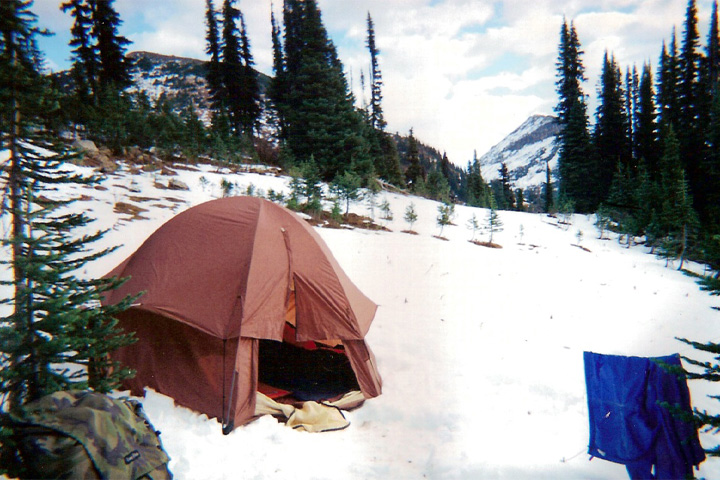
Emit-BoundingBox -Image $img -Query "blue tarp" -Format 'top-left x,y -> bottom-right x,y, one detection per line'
584,352 -> 705,480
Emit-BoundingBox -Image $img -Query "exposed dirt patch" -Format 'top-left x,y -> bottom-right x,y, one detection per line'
114,201 -> 150,220
470,240 -> 503,249
129,196 -> 158,203
302,210 -> 390,231
433,235 -> 449,241
402,230 -> 419,235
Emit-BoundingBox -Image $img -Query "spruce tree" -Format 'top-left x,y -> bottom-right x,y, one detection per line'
366,12 -> 385,131
237,11 -> 261,137
486,193 -> 503,244
404,128 -> 426,191
498,162 -> 515,210
637,63 -> 660,177
466,151 -> 489,208
220,0 -> 244,135
436,201 -> 455,237
269,6 -> 287,137
0,0 -> 136,414
657,127 -> 699,268
60,0 -> 97,104
678,0 -> 703,213
404,202 -> 418,231
700,1 -> 720,224
204,0 -> 224,113
555,19 -> 594,212
91,0 -> 132,92
594,52 -> 631,207
276,0 -> 370,180
543,161 -> 555,213
657,32 -> 681,135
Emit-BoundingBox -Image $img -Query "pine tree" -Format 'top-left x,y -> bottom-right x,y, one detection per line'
404,128 -> 425,191
220,0 -> 243,135
593,51 -> 630,208
543,161 -> 555,213
269,6 -> 286,136
436,201 -> 455,237
91,0 -> 132,92
331,170 -> 362,216
466,151 -> 489,208
467,213 -> 480,241
366,12 -> 385,131
678,0 -> 703,213
60,0 -> 97,104
204,0 -> 224,113
486,193 -> 503,244
637,63 -> 660,177
404,202 -> 418,231
237,10 -> 261,137
657,127 -> 699,268
700,1 -> 720,224
277,0 -> 370,180
0,0 -> 136,415
555,19 -> 594,212
498,162 -> 515,210
657,32 -> 681,135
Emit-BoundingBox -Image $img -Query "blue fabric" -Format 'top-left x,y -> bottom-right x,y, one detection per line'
584,352 -> 705,480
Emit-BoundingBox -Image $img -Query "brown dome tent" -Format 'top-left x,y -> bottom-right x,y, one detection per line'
103,196 -> 382,433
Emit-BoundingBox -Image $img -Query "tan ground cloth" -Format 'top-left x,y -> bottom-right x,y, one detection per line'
254,391 -> 366,432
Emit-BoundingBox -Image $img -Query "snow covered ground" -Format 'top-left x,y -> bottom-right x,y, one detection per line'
2,158 -> 720,479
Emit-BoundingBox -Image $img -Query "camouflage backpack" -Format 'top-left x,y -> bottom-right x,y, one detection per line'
4,390 -> 171,479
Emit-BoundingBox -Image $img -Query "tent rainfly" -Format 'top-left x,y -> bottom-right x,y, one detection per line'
103,197 -> 382,433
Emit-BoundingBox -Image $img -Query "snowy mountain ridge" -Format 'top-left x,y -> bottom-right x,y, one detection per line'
479,114 -> 561,192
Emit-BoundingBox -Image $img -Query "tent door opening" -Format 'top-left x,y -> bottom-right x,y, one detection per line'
257,323 -> 359,402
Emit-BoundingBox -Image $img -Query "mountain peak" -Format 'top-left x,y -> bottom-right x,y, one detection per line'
479,114 -> 560,192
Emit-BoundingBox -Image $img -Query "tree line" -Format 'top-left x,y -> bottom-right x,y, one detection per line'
555,0 -> 720,274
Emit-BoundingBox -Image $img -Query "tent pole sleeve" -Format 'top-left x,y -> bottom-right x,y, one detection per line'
222,369 -> 238,435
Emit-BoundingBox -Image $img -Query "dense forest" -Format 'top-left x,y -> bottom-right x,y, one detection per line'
555,0 -> 720,282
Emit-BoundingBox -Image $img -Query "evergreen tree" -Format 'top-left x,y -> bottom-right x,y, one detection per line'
220,0 -> 244,135
269,6 -> 286,136
404,202 -> 418,231
60,0 -> 97,104
515,188 -> 525,211
436,201 -> 455,237
277,0 -> 370,180
375,131 -> 404,186
330,170 -> 362,216
467,213 -> 480,241
0,0 -> 136,415
366,12 -> 385,131
678,0 -> 703,212
486,193 -> 503,244
543,161 -> 555,213
700,1 -> 720,224
404,128 -> 425,191
657,127 -> 699,268
237,10 -> 261,137
426,168 -> 450,201
498,162 -> 515,210
637,63 -> 660,177
466,150 -> 489,208
657,32 -> 681,135
204,0 -> 224,113
593,51 -> 631,207
91,0 -> 132,92
555,19 -> 594,212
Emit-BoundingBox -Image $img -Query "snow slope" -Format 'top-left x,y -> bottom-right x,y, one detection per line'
2,158 -> 719,479
480,114 -> 560,191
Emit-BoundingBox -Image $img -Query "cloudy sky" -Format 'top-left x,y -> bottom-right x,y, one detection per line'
34,0 -> 712,165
